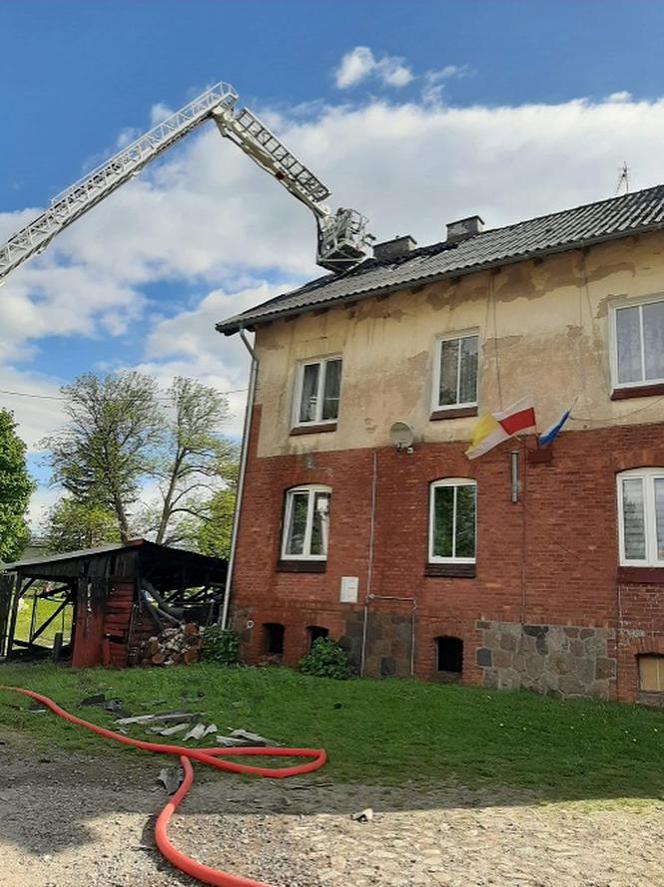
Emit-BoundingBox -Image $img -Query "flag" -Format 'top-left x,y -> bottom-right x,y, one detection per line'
466,396 -> 536,460
538,406 -> 571,448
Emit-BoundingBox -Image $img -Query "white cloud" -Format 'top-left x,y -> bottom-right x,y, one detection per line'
335,46 -> 413,90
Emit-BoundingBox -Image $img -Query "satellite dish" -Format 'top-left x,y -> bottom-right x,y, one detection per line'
389,421 -> 415,451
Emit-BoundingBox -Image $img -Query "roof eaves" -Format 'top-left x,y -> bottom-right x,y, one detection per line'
216,220 -> 664,336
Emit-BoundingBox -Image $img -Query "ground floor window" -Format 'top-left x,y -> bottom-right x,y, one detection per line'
429,478 -> 477,564
617,468 -> 664,566
307,625 -> 329,649
263,622 -> 285,656
638,654 -> 664,692
282,485 -> 331,560
435,636 -> 463,674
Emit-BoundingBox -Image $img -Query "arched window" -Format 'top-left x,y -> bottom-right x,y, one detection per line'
429,478 -> 476,564
617,469 -> 664,566
263,623 -> 285,656
307,625 -> 329,649
282,485 -> 331,560
435,636 -> 464,675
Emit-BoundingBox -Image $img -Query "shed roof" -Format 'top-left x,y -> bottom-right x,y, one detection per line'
216,184 -> 664,335
3,539 -> 227,586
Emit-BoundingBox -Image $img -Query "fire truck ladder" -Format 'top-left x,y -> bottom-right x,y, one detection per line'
0,81 -> 371,283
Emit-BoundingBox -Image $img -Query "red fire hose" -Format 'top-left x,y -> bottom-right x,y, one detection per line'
0,685 -> 327,887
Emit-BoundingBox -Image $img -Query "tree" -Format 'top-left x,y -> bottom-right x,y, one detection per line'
42,372 -> 236,548
152,377 -> 233,545
0,410 -> 34,563
43,372 -> 164,541
42,496 -> 121,553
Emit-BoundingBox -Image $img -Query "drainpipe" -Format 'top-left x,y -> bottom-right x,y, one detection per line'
219,327 -> 258,630
360,450 -> 378,676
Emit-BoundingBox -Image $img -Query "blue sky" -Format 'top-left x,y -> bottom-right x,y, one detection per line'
2,0 -> 664,525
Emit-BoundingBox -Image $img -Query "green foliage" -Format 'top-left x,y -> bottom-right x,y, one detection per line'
41,372 -> 238,549
201,627 -> 240,665
298,637 -> 354,680
0,409 -> 34,563
42,496 -> 121,553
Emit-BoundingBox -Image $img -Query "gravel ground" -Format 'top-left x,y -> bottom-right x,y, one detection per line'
1,730 -> 663,887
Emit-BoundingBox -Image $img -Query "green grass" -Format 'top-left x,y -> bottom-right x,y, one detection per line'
14,595 -> 73,646
1,662 -> 663,802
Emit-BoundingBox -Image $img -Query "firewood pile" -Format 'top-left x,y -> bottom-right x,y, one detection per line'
141,622 -> 202,666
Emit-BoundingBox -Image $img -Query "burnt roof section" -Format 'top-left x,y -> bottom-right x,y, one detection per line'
217,185 -> 664,335
3,539 -> 227,586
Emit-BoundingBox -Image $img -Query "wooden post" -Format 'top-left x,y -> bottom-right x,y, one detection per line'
0,573 -> 16,658
52,631 -> 63,663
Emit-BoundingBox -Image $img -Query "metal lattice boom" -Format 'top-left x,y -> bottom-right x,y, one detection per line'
0,80 -> 372,281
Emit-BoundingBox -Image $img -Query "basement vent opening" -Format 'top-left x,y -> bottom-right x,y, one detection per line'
435,635 -> 463,677
263,622 -> 285,656
307,625 -> 330,649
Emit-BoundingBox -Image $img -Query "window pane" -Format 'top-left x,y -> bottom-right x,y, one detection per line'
321,359 -> 342,421
455,485 -> 476,558
622,478 -> 646,560
459,336 -> 478,404
616,307 -> 642,384
298,364 -> 320,423
285,492 -> 309,555
438,339 -> 460,406
655,478 -> 664,560
432,486 -> 454,557
639,656 -> 664,692
310,492 -> 330,556
643,301 -> 664,381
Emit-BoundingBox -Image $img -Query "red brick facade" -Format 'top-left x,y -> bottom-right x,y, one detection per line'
229,404 -> 664,703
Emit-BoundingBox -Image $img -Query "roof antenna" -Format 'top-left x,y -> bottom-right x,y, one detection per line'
616,161 -> 630,195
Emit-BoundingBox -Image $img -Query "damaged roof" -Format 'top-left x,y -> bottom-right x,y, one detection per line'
216,184 -> 664,335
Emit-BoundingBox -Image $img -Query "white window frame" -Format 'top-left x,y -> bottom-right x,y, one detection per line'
428,477 -> 477,564
617,468 -> 664,567
610,295 -> 664,390
281,484 -> 331,561
431,331 -> 479,412
292,355 -> 342,427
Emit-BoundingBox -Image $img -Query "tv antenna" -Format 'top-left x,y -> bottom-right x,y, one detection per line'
616,161 -> 630,195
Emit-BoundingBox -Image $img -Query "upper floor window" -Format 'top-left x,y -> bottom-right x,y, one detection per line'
613,298 -> 664,388
433,332 -> 479,411
617,468 -> 664,566
429,478 -> 477,563
282,485 -> 331,560
294,357 -> 342,426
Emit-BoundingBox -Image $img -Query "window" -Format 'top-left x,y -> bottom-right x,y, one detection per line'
613,298 -> 664,388
639,655 -> 664,692
617,469 -> 664,567
263,623 -> 285,656
307,625 -> 329,649
294,357 -> 342,426
282,485 -> 331,560
429,478 -> 477,563
433,333 -> 479,410
435,636 -> 463,675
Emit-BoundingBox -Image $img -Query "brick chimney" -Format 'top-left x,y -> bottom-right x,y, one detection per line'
373,235 -> 417,262
446,215 -> 484,243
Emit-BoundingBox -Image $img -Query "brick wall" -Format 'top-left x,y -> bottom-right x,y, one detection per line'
230,406 -> 664,702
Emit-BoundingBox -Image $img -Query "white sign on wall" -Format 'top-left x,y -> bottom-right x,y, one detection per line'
340,576 -> 359,603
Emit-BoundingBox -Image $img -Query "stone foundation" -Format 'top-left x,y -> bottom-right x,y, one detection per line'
476,620 -> 616,699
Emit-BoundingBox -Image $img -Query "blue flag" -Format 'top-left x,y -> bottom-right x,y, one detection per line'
538,407 -> 571,448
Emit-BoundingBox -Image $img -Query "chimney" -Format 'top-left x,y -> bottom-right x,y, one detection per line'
373,235 -> 417,262
446,215 -> 484,243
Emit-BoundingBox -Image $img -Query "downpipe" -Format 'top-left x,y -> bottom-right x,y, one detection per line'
220,328 -> 258,631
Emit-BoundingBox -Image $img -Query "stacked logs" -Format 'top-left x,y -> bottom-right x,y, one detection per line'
141,623 -> 202,666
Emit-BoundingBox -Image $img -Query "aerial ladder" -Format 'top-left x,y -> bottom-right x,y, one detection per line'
0,81 -> 372,284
